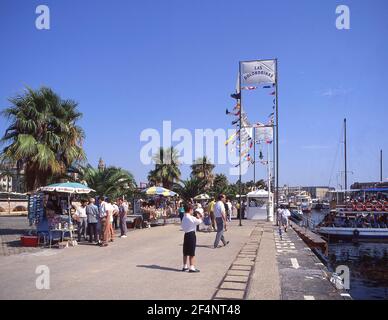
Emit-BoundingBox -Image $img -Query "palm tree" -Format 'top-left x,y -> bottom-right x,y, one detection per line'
173,177 -> 206,202
79,164 -> 136,199
147,147 -> 181,189
211,173 -> 229,196
0,87 -> 86,191
190,156 -> 215,190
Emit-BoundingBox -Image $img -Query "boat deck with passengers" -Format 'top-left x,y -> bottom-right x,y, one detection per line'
315,197 -> 388,242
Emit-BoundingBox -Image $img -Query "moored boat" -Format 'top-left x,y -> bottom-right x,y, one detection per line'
316,208 -> 388,242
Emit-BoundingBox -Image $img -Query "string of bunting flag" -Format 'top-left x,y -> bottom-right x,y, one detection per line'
225,83 -> 275,168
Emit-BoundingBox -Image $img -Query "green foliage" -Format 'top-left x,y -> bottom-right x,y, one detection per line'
79,164 -> 136,199
190,156 -> 215,190
0,87 -> 86,191
173,177 -> 206,202
147,147 -> 181,189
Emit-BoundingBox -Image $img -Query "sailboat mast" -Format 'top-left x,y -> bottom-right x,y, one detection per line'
381,149 -> 383,182
344,118 -> 347,195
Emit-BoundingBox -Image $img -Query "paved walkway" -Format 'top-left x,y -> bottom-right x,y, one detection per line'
0,219 -> 258,299
0,216 -> 39,256
0,217 -> 345,300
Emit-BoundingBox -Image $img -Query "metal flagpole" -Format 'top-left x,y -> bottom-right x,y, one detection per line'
238,61 -> 243,227
344,118 -> 347,197
253,127 -> 256,185
267,142 -> 273,221
275,58 -> 279,221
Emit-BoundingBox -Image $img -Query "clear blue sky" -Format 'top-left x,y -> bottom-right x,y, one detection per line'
1,0 -> 387,188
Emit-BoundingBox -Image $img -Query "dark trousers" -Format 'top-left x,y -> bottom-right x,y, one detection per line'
113,215 -> 119,229
88,223 -> 98,242
214,217 -> 227,247
120,214 -> 127,236
77,217 -> 88,242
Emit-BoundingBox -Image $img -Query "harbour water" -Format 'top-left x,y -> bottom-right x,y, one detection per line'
308,209 -> 388,300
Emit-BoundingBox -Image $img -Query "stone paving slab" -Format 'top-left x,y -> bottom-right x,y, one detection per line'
224,275 -> 249,283
233,259 -> 255,266
220,282 -> 247,290
227,270 -> 251,277
214,289 -> 245,300
230,265 -> 252,271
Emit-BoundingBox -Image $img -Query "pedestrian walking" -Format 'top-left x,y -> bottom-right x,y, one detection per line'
281,205 -> 291,232
181,203 -> 203,273
226,197 -> 232,222
207,198 -> 216,231
118,198 -> 128,238
276,206 -> 283,226
74,200 -> 88,242
178,202 -> 185,221
86,198 -> 99,243
213,194 -> 229,248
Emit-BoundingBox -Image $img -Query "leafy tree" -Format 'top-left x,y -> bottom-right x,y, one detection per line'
0,87 -> 86,191
79,164 -> 136,199
211,173 -> 229,197
173,177 -> 206,202
147,147 -> 181,189
190,156 -> 215,190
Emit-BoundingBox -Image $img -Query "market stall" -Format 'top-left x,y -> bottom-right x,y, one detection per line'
141,186 -> 179,225
245,189 -> 274,221
26,182 -> 94,247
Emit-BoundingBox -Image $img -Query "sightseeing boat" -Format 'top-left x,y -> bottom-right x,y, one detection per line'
315,190 -> 388,242
296,193 -> 312,213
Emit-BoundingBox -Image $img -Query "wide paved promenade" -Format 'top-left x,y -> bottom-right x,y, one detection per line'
0,217 -> 345,300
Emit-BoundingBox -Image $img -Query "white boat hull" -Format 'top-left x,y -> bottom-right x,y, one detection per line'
317,227 -> 388,240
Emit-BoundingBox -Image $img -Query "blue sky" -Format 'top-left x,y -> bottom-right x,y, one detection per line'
1,0 -> 387,188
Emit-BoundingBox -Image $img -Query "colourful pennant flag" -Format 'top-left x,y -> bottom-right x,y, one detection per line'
270,91 -> 275,96
225,132 -> 237,145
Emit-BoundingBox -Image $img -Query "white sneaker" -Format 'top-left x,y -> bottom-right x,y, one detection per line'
120,235 -> 127,238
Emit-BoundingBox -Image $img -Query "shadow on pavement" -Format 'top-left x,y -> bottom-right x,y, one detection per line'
136,264 -> 182,272
196,244 -> 215,249
0,228 -> 29,236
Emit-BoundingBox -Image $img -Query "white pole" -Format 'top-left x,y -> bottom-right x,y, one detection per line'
267,143 -> 273,222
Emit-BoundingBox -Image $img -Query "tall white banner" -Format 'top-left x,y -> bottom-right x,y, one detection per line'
241,60 -> 276,85
255,126 -> 273,143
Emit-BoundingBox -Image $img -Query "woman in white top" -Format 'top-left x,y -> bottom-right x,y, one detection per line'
181,203 -> 203,273
281,205 -> 291,232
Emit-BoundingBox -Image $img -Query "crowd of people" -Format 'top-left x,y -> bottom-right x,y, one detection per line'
72,196 -> 130,247
70,194 -> 250,271
321,211 -> 388,228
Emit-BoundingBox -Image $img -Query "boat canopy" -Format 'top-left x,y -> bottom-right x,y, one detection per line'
361,188 -> 388,192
